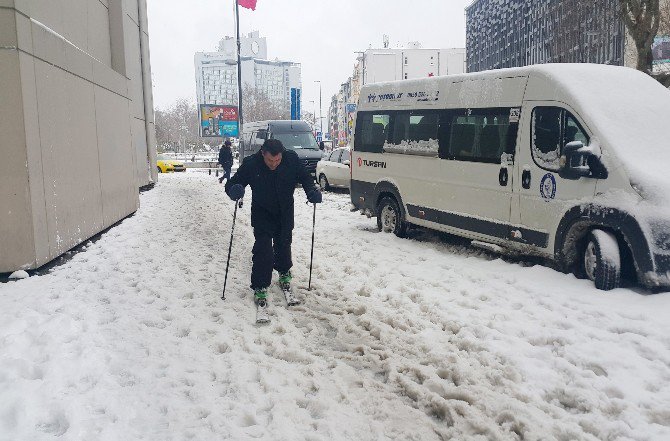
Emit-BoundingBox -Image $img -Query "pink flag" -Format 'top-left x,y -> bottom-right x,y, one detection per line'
238,0 -> 257,10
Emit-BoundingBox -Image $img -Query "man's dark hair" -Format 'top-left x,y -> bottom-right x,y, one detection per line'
224,139 -> 232,147
261,139 -> 285,156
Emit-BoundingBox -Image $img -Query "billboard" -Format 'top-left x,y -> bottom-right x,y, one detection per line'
290,88 -> 301,120
199,105 -> 239,137
653,36 -> 670,65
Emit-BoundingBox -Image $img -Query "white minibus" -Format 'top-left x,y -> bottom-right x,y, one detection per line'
350,64 -> 670,291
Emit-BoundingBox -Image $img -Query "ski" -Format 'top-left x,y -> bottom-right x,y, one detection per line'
256,300 -> 270,324
278,281 -> 301,306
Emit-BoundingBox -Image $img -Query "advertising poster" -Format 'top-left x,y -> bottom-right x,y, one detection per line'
346,103 -> 357,139
200,105 -> 239,137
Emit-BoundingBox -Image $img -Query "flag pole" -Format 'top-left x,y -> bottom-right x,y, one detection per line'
234,0 -> 244,138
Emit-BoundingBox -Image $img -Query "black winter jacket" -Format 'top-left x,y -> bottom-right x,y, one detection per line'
218,146 -> 233,168
225,150 -> 316,240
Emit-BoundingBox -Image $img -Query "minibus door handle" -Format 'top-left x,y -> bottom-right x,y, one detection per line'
498,167 -> 508,186
522,169 -> 532,189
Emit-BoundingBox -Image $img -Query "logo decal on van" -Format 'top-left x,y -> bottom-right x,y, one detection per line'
360,159 -> 387,169
540,173 -> 557,201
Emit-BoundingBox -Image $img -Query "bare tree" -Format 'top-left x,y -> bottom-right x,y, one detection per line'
660,0 -> 670,35
619,0 -> 670,86
155,99 -> 209,152
242,84 -> 290,123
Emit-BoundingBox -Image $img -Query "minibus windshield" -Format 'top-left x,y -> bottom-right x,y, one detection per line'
271,132 -> 319,150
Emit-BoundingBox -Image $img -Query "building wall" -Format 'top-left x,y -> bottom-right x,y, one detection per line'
218,31 -> 268,60
0,0 -> 156,273
466,0 -> 625,72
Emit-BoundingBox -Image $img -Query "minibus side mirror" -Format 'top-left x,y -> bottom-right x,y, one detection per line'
319,141 -> 325,151
257,130 -> 268,140
559,141 -> 608,180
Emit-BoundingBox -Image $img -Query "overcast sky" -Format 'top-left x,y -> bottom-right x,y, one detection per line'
146,0 -> 473,117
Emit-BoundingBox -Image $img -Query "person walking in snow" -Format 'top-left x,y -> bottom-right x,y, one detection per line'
225,139 -> 322,318
218,139 -> 234,184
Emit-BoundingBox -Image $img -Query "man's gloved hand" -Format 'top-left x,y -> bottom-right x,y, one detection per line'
227,184 -> 245,201
306,188 -> 322,204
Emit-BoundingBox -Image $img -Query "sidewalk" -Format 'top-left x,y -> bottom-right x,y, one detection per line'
1,172 -> 669,440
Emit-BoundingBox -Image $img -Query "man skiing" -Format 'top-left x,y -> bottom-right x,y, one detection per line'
225,139 -> 322,322
218,139 -> 234,184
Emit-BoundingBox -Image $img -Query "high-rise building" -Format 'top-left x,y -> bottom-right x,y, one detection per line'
466,0 -> 626,72
194,32 -> 301,115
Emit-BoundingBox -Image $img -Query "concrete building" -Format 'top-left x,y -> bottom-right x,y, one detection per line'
466,0 -> 626,72
194,32 -> 301,115
362,45 -> 466,83
0,0 -> 157,273
328,44 -> 466,145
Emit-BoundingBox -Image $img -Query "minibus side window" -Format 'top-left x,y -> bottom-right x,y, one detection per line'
355,112 -> 391,153
532,107 -> 562,171
532,107 -> 589,171
564,114 -> 589,146
442,108 -> 516,164
386,111 -> 440,155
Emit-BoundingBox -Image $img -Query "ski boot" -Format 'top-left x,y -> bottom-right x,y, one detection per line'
278,271 -> 300,306
254,289 -> 270,323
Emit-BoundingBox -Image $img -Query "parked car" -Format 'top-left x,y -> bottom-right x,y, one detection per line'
351,64 -> 670,291
157,155 -> 186,173
316,147 -> 350,190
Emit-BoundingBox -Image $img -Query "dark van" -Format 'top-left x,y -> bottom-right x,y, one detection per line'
240,120 -> 323,178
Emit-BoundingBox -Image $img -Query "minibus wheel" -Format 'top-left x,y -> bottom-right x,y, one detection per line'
582,229 -> 621,291
319,174 -> 330,191
377,196 -> 408,238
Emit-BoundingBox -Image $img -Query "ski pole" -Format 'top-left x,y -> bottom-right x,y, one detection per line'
221,200 -> 240,300
308,202 -> 316,291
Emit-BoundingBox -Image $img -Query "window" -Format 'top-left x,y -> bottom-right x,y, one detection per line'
329,149 -> 342,162
340,149 -> 350,163
386,111 -> 440,156
531,107 -> 589,171
354,112 -> 391,153
442,108 -> 518,164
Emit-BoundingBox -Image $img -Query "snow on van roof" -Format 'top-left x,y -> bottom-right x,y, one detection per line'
361,64 -> 670,203
530,64 -> 670,204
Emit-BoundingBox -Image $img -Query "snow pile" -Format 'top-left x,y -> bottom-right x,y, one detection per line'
383,139 -> 439,156
1,172 -> 669,440
8,270 -> 30,280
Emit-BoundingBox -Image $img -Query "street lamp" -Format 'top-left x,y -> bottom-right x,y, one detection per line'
314,80 -> 323,140
308,100 -> 317,131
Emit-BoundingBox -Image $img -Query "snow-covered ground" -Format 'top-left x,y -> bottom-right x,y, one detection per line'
1,171 -> 670,440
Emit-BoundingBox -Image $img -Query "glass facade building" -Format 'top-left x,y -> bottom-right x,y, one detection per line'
466,0 -> 625,72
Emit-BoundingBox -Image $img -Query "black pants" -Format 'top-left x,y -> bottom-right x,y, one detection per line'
219,165 -> 232,183
251,228 -> 292,290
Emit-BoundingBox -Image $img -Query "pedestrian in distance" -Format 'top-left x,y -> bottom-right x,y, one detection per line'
218,140 -> 234,184
225,139 -> 322,323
